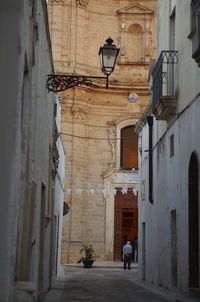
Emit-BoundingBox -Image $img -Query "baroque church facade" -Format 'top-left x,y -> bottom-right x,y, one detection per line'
48,0 -> 157,263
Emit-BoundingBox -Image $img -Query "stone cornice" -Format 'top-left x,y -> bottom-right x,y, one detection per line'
114,114 -> 141,125
117,3 -> 154,15
75,84 -> 150,95
49,0 -> 64,3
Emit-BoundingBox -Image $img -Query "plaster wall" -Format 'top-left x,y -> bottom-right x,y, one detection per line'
158,0 -> 200,111
156,0 -> 200,140
0,0 -> 60,301
55,97 -> 66,277
137,0 -> 200,298
139,97 -> 200,294
0,1 -> 23,301
54,138 -> 66,276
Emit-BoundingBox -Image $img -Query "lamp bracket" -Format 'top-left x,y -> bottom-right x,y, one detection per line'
47,74 -> 107,92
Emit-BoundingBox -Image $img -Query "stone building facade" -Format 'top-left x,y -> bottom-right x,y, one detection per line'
136,0 -> 200,300
48,0 -> 157,263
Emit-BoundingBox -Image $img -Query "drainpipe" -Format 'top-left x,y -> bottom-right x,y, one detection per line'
147,116 -> 153,204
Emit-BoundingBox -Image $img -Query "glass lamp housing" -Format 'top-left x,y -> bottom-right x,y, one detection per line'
99,37 -> 120,76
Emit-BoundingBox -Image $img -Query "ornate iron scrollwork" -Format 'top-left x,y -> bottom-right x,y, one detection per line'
47,75 -> 93,92
152,50 -> 178,111
47,74 -> 107,92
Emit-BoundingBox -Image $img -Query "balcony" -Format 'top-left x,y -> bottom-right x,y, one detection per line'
191,0 -> 200,66
151,50 -> 178,120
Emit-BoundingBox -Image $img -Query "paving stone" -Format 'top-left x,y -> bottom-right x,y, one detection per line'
43,265 -> 176,302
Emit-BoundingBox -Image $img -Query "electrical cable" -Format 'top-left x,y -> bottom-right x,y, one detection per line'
60,132 -> 137,141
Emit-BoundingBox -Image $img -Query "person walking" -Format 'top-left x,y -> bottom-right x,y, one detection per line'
121,235 -> 128,261
123,241 -> 133,270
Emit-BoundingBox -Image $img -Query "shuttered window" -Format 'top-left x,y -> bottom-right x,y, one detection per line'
120,126 -> 138,170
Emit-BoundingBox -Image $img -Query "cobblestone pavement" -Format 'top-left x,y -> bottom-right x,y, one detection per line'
43,264 -> 198,302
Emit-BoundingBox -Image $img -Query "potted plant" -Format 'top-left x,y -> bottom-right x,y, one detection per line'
77,244 -> 95,268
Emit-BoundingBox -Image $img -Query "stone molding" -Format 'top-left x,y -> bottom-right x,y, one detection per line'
117,2 -> 154,63
49,0 -> 64,3
76,0 -> 89,6
117,3 -> 154,15
107,122 -> 116,165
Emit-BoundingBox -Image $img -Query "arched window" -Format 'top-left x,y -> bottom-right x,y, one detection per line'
120,126 -> 138,170
127,24 -> 143,62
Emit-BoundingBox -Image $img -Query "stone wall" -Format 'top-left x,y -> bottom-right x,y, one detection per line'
48,0 -> 157,263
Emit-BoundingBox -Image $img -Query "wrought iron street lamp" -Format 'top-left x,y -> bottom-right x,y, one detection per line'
47,37 -> 120,92
99,37 -> 120,88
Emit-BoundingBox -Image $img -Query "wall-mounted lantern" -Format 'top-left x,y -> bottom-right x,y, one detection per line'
47,37 -> 120,92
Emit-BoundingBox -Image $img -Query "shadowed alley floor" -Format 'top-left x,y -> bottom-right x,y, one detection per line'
43,263 -> 199,302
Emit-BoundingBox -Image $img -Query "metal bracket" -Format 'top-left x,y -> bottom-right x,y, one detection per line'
47,74 -> 108,92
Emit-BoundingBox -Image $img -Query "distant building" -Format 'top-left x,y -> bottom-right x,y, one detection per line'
136,0 -> 200,299
48,0 -> 157,263
0,0 -> 65,301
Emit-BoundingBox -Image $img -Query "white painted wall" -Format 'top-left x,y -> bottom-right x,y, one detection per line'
54,96 -> 66,277
0,1 -> 27,301
137,0 -> 200,298
0,0 -> 62,301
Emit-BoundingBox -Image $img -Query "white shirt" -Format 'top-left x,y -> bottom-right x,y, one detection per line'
123,243 -> 133,255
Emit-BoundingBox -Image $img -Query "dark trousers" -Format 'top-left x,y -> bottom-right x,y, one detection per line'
123,254 -> 131,270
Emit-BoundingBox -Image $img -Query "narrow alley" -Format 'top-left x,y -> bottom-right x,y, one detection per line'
2,1 -> 200,302
43,263 -> 191,302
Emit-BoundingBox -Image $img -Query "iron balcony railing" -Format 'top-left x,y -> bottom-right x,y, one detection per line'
192,0 -> 200,16
192,0 -> 200,64
151,50 -> 178,111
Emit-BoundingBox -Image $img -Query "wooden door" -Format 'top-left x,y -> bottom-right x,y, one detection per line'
114,208 -> 122,260
114,188 -> 138,260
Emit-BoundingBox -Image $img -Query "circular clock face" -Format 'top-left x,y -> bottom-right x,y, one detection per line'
128,93 -> 139,103
78,0 -> 89,5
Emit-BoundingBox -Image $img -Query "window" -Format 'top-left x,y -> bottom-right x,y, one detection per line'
170,134 -> 174,157
120,126 -> 138,170
190,0 -> 200,66
169,7 -> 176,50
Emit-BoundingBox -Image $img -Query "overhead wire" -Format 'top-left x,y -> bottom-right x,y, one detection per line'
60,132 -> 137,141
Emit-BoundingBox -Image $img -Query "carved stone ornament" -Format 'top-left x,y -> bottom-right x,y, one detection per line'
77,0 -> 89,6
107,125 -> 116,163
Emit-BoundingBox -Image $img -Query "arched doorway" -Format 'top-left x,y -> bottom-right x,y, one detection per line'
114,188 -> 138,261
188,152 -> 199,288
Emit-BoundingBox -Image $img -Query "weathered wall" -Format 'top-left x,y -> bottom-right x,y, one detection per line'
137,0 -> 200,298
0,0 -> 61,301
54,96 -> 66,277
0,1 -> 23,301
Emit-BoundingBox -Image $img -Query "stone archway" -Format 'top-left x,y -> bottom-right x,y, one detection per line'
114,188 -> 138,261
103,169 -> 138,261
